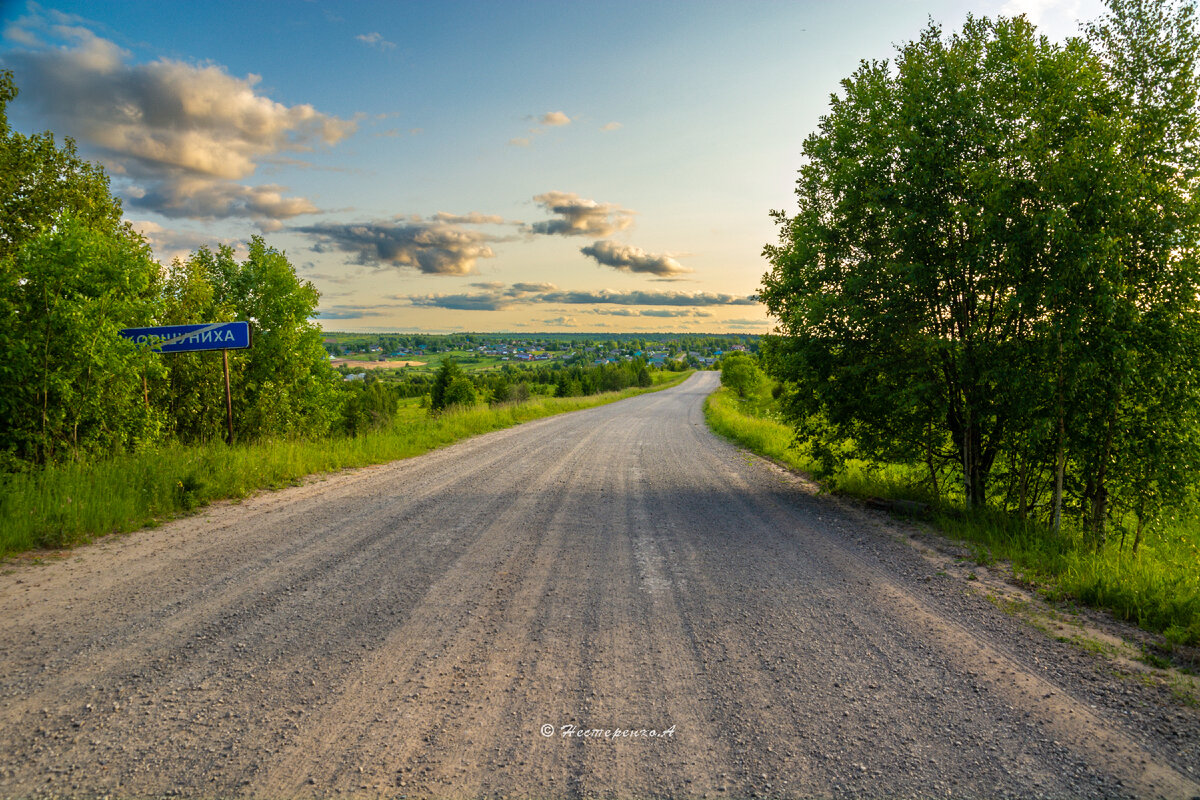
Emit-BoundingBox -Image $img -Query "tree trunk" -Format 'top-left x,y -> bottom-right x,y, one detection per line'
1017,454 -> 1028,524
1052,329 -> 1065,533
963,404 -> 973,509
925,433 -> 941,503
1087,410 -> 1117,549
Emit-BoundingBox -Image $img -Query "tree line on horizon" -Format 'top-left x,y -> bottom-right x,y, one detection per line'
761,0 -> 1200,550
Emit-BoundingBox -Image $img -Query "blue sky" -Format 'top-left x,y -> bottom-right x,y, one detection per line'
1,0 -> 1104,333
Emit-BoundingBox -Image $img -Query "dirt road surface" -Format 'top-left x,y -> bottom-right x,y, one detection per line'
2,372 -> 1198,798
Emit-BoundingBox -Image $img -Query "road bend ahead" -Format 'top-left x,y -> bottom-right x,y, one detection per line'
1,372 -> 1197,798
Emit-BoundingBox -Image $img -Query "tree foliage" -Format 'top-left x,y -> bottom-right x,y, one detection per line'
0,219 -> 162,464
720,353 -> 766,399
152,241 -> 337,443
761,1 -> 1200,546
430,359 -> 477,411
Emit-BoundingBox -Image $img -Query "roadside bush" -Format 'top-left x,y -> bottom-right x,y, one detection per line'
720,353 -> 766,398
430,359 -> 467,411
341,381 -> 401,435
443,376 -> 477,409
490,381 -> 531,406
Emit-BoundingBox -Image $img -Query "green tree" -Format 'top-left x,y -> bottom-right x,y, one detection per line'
154,248 -> 235,443
152,240 -> 337,443
720,353 -> 765,399
228,238 -> 338,439
0,71 -> 125,263
761,15 -> 1121,509
1074,0 -> 1200,545
341,380 -> 400,436
430,359 -> 476,411
0,218 -> 162,464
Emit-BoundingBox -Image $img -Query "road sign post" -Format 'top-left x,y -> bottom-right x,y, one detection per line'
119,322 -> 252,444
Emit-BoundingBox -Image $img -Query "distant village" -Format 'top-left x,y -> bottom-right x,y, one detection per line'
322,333 -> 754,379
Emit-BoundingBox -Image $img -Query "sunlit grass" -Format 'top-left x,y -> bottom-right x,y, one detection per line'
0,371 -> 692,558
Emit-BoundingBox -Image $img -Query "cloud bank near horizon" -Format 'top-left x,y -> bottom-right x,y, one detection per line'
403,283 -> 758,311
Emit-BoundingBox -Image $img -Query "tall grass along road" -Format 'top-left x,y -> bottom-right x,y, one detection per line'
0,372 -> 1196,798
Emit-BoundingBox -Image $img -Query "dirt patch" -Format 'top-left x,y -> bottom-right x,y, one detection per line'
330,358 -> 426,369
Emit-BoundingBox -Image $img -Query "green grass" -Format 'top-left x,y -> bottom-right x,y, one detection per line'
703,388 -> 814,474
0,371 -> 692,558
704,385 -> 1200,646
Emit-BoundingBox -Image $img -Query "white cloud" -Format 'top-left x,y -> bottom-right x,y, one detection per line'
3,11 -> 356,227
995,0 -> 1104,40
580,240 -> 690,277
136,178 -> 319,227
130,220 -> 241,264
356,32 -> 396,50
528,191 -> 635,237
539,111 -> 571,126
297,215 -> 511,275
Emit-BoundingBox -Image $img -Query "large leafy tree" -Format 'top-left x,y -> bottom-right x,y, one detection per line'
761,15 -> 1125,509
763,1 -> 1200,544
153,240 -> 339,443
1,219 -> 162,464
154,247 -> 237,444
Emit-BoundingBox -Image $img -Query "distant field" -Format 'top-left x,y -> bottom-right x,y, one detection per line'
330,358 -> 426,369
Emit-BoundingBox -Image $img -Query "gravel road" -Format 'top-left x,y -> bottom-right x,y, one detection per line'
1,371 -> 1198,798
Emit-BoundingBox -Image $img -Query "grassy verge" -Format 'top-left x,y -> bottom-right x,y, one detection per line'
0,371 -> 693,558
704,386 -> 1200,647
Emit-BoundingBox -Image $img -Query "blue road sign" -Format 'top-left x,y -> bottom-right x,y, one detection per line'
119,322 -> 252,353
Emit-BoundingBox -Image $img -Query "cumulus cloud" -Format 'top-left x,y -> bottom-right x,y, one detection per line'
297,214 -> 510,275
528,192 -> 635,237
508,137 -> 532,147
405,283 -> 759,310
2,12 -> 355,227
580,240 -> 690,277
356,32 -> 396,49
539,111 -> 571,126
601,121 -> 623,132
134,178 -> 319,226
